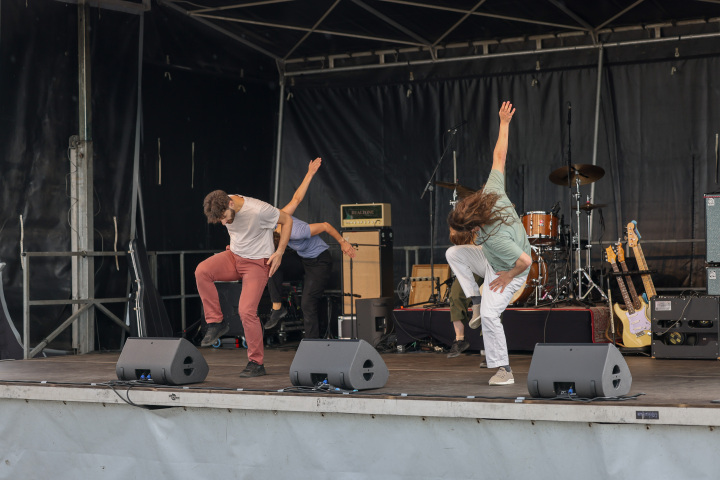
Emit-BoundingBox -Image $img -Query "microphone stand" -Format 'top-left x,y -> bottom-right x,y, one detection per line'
565,102 -> 579,303
421,126 -> 460,305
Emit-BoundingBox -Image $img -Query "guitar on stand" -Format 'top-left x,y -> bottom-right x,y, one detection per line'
626,221 -> 657,303
617,243 -> 651,323
605,245 -> 651,348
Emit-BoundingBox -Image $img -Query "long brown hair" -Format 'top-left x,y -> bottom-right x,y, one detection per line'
447,190 -> 515,243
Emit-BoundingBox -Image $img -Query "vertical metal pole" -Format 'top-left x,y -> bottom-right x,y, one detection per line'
180,252 -> 186,331
589,46 -> 604,247
273,79 -> 286,206
130,13 -> 145,243
72,1 -> 95,354
22,255 -> 29,359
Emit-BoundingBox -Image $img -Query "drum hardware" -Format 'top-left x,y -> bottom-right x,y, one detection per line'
435,181 -> 476,202
550,163 -> 608,302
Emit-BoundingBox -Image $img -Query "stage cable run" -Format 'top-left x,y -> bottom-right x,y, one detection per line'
0,378 -> 646,410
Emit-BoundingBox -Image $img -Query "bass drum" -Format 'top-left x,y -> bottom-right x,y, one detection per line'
479,247 -> 546,306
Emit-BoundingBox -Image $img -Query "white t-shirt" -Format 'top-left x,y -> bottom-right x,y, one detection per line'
226,195 -> 280,259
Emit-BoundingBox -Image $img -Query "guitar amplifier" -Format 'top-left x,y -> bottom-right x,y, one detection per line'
650,295 -> 720,359
340,203 -> 391,228
705,194 -> 720,263
708,266 -> 720,295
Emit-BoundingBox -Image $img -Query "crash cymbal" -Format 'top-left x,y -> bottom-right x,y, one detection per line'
549,164 -> 605,186
434,181 -> 476,198
572,202 -> 608,211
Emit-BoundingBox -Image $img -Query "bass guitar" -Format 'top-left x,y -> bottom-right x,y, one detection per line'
606,245 -> 651,348
626,221 -> 657,301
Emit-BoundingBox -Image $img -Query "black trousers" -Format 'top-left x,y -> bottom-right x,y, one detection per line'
268,249 -> 332,339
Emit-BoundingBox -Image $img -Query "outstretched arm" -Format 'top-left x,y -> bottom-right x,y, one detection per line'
281,157 -> 322,215
491,101 -> 515,174
309,222 -> 356,258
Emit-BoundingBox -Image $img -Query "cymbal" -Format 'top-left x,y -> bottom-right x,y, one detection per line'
549,164 -> 605,186
435,181 -> 476,198
572,202 -> 607,211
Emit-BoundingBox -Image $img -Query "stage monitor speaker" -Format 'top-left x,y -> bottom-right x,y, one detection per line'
341,228 -> 393,315
355,297 -> 393,346
289,339 -> 389,390
116,337 -> 209,385
706,193 -> 720,263
527,343 -> 631,398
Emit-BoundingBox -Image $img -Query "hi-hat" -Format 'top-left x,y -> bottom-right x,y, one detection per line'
549,164 -> 605,186
435,181 -> 476,198
572,202 -> 607,211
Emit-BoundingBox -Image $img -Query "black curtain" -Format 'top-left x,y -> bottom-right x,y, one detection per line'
0,3 -> 138,351
0,4 -> 276,350
280,51 -> 720,295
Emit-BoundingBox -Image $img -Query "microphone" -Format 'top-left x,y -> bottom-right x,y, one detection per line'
446,120 -> 467,133
567,102 -> 572,125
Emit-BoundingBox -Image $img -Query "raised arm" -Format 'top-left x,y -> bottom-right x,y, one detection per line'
491,101 -> 515,174
281,157 -> 322,215
309,222 -> 356,258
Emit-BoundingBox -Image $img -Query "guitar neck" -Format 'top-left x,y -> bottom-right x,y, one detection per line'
619,260 -> 642,310
609,261 -> 636,314
632,243 -> 657,298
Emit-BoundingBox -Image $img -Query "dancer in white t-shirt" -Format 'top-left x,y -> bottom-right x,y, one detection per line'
195,192 -> 292,377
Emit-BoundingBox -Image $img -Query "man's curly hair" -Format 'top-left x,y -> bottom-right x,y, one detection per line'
447,190 -> 515,243
203,190 -> 230,223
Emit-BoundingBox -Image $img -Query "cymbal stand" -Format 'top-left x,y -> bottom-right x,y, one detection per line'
572,180 -> 607,301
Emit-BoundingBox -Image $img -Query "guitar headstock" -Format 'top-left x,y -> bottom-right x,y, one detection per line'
627,221 -> 639,248
616,244 -> 626,262
605,245 -> 617,264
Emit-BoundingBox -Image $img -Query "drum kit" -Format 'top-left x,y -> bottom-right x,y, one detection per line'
436,163 -> 609,306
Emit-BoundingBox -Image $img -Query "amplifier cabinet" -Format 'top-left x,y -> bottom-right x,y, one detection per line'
650,295 -> 720,359
706,194 -> 720,263
708,266 -> 720,295
341,228 -> 393,315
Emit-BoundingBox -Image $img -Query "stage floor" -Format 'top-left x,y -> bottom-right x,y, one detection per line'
0,344 -> 719,409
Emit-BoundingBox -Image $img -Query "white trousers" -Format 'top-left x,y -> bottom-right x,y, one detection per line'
445,244 -> 527,368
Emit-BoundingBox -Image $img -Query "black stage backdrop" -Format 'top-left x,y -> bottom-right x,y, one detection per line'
0,5 -> 276,351
1,4 -> 719,352
0,4 -> 139,351
279,51 -> 720,294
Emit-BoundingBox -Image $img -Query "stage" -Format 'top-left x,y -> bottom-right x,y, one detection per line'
392,304 -> 612,352
1,345 -> 720,479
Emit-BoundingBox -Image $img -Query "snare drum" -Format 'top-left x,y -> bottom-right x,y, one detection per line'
522,211 -> 559,246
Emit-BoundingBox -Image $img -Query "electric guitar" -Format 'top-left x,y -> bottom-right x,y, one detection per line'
606,245 -> 651,348
616,244 -> 643,310
626,221 -> 657,301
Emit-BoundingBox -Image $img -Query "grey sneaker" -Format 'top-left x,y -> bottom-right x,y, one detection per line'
468,303 -> 482,329
489,368 -> 514,386
447,339 -> 470,358
479,358 -> 487,368
200,321 -> 230,347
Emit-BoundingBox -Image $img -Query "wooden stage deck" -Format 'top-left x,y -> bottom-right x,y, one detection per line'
0,344 -> 719,410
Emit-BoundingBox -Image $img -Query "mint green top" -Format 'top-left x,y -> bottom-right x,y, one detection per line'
473,170 -> 531,275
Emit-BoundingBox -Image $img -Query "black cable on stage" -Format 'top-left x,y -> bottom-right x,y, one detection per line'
0,378 -> 649,405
